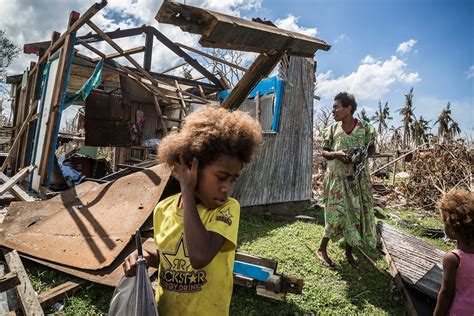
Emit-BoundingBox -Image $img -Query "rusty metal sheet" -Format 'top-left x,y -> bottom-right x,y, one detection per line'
16,238 -> 158,287
0,164 -> 170,270
85,90 -> 131,147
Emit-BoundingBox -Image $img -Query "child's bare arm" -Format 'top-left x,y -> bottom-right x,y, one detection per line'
434,252 -> 459,316
176,156 -> 226,269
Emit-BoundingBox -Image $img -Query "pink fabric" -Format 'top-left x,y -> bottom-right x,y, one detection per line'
449,249 -> 474,316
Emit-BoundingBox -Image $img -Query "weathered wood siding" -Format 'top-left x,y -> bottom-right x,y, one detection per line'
232,57 -> 314,208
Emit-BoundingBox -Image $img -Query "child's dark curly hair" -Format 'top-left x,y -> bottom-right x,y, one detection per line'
158,106 -> 263,168
438,190 -> 474,245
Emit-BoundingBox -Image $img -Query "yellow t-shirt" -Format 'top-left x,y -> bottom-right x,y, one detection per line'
153,193 -> 240,316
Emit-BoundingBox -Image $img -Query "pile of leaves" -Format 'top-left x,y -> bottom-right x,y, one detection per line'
397,140 -> 473,213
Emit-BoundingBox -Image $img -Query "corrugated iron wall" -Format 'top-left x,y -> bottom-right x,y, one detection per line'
232,57 -> 314,208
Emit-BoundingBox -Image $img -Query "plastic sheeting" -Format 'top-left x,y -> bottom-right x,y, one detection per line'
108,231 -> 159,316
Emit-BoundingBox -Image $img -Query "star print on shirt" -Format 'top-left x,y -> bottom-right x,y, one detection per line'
215,207 -> 233,225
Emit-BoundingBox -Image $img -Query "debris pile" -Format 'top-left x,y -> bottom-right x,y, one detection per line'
397,140 -> 472,212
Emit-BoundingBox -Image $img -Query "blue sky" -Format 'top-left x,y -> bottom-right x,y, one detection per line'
256,0 -> 474,137
1,0 -> 472,137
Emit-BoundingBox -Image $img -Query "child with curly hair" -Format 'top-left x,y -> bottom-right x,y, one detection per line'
123,106 -> 262,315
434,190 -> 474,316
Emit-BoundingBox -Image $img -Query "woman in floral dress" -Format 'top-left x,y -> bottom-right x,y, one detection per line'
317,92 -> 377,268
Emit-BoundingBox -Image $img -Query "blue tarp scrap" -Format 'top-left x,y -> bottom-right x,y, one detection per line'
217,76 -> 285,131
63,58 -> 104,108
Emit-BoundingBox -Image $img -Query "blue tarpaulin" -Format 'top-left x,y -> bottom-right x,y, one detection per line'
63,58 -> 104,108
218,76 -> 285,131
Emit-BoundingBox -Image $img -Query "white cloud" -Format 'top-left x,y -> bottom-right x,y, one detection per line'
275,14 -> 317,37
361,55 -> 377,64
467,65 -> 474,79
317,55 -> 420,100
396,39 -> 417,54
334,34 -> 349,44
0,0 -> 262,75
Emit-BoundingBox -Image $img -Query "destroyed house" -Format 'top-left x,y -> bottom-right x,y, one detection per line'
5,0 -> 330,210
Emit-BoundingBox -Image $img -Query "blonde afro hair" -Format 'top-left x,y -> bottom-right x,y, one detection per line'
158,106 -> 262,168
438,190 -> 474,244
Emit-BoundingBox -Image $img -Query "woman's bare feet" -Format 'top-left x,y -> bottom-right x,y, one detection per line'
316,249 -> 335,268
345,250 -> 359,269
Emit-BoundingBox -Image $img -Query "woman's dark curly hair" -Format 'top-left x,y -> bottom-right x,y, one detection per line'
438,190 -> 474,245
158,106 -> 263,168
334,92 -> 357,114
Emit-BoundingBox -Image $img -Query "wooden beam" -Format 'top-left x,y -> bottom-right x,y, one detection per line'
175,80 -> 189,117
146,26 -> 223,89
86,20 -> 172,103
153,95 -> 169,136
175,42 -> 247,72
0,272 -> 20,292
4,250 -> 44,316
78,41 -> 106,58
221,44 -> 290,110
29,1 -> 107,76
161,61 -> 188,74
92,46 -> 145,61
38,279 -> 87,309
144,32 -> 153,71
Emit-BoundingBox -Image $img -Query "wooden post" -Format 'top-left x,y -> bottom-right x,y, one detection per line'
174,80 -> 189,118
153,95 -> 168,136
39,12 -> 80,185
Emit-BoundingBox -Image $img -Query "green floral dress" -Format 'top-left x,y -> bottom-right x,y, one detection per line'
321,119 -> 377,248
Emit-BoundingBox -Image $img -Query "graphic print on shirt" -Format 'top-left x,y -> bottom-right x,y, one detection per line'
215,206 -> 233,225
159,234 -> 207,293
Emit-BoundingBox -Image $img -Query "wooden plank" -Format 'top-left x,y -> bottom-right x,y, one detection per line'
175,42 -> 247,72
92,46 -> 146,62
37,279 -> 87,309
0,166 -> 36,196
146,26 -> 223,89
144,32 -> 153,71
0,272 -> 20,292
380,236 -> 418,316
4,250 -> 44,316
221,44 -> 290,110
235,252 -> 277,272
78,41 -> 106,58
0,172 -> 34,202
161,61 -> 187,74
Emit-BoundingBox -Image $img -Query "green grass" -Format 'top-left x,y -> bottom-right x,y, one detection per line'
24,206 -> 451,315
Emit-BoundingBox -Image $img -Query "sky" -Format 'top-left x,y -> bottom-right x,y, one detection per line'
0,0 -> 473,137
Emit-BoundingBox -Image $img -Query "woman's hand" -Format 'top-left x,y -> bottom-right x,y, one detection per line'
174,156 -> 199,193
330,150 -> 350,164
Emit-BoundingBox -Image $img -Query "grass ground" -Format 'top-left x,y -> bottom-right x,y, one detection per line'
22,205 -> 448,315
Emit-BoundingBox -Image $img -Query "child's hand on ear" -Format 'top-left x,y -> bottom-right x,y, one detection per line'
174,155 -> 199,192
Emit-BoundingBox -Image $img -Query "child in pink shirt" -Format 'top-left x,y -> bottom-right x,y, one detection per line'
434,190 -> 474,316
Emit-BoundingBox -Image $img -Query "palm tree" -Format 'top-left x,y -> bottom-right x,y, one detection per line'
358,108 -> 371,123
434,102 -> 461,142
397,87 -> 415,149
411,115 -> 431,146
448,121 -> 461,140
389,126 -> 402,150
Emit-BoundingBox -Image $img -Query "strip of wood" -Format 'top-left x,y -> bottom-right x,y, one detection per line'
4,250 -> 44,316
0,166 -> 36,196
0,272 -> 20,292
38,279 -> 87,309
